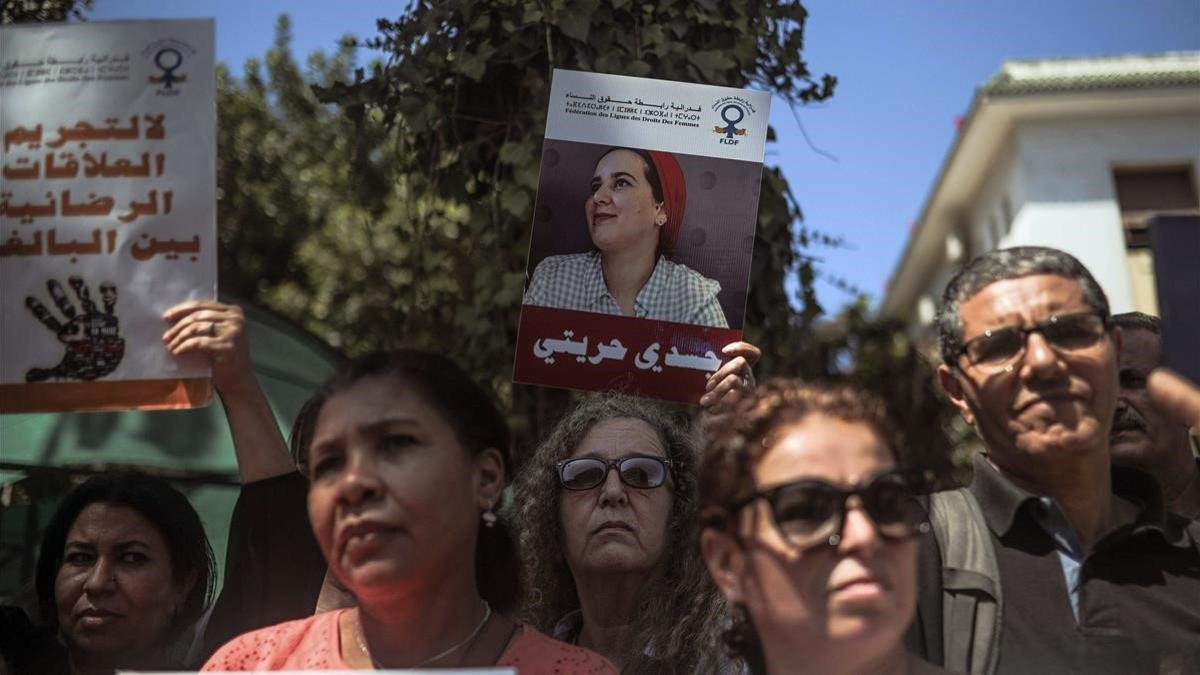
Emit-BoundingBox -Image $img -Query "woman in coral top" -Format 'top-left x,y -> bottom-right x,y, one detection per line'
203,351 -> 615,673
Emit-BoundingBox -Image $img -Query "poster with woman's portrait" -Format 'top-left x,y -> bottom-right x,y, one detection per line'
514,70 -> 770,403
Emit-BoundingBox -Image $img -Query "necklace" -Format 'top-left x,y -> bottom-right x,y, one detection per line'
355,601 -> 492,669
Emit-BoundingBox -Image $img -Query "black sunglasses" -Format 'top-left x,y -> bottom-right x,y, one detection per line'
738,471 -> 929,550
955,310 -> 1108,373
556,455 -> 673,491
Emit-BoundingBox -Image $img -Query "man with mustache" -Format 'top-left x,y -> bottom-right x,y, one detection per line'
906,247 -> 1200,675
1109,311 -> 1200,520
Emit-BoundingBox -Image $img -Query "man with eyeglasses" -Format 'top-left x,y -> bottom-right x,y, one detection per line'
905,246 -> 1200,674
1109,312 -> 1200,520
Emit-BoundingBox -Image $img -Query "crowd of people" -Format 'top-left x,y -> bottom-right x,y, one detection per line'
1,245 -> 1198,674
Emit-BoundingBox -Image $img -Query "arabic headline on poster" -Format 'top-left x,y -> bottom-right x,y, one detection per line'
0,19 -> 216,413
514,69 -> 770,404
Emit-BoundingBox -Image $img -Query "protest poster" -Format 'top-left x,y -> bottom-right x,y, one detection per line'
514,69 -> 770,403
0,19 -> 216,413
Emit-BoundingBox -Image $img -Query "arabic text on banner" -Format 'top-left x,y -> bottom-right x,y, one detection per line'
0,19 -> 216,413
514,69 -> 770,404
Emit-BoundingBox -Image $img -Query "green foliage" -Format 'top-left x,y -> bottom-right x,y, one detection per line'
1,0 -> 90,23
219,5 -> 956,477
217,18 -> 366,316
305,0 -> 836,452
784,297 -> 967,487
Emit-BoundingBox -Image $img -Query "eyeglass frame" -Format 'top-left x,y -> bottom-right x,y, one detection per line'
555,455 -> 675,491
732,470 -> 930,550
951,310 -> 1111,373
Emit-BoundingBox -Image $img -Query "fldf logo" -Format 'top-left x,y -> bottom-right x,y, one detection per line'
711,96 -> 755,146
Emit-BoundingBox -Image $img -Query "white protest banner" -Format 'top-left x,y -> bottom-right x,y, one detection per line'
1,19 -> 216,413
514,69 -> 770,403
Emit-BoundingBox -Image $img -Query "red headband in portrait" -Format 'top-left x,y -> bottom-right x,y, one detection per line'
648,150 -> 687,250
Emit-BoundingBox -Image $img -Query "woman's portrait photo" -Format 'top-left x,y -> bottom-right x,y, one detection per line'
522,141 -> 758,330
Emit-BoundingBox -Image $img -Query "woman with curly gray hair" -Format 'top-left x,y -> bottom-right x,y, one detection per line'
511,394 -> 729,674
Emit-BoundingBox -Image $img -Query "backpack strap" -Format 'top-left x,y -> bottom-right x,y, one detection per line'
929,488 -> 1003,675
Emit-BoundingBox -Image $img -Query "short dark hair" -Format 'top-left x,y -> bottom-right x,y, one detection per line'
35,471 -> 216,641
288,390 -> 322,474
1112,311 -> 1161,335
936,246 -> 1111,364
301,350 -> 521,612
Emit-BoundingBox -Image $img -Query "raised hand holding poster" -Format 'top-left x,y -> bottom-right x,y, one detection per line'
1,19 -> 216,413
514,69 -> 770,403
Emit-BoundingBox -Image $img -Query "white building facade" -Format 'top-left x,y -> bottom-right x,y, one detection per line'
881,53 -> 1200,337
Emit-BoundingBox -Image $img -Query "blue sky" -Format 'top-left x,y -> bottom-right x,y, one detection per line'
90,0 -> 1200,315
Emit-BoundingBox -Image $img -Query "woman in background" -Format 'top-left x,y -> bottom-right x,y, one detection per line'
510,341 -> 757,673
698,380 -> 949,675
513,395 -> 728,674
203,351 -> 615,672
34,471 -> 216,674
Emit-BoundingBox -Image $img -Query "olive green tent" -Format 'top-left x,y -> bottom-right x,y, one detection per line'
0,299 -> 344,604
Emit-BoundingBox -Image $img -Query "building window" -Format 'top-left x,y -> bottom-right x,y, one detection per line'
1113,165 -> 1200,248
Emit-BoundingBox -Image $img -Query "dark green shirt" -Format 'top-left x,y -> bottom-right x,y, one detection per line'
909,454 -> 1200,674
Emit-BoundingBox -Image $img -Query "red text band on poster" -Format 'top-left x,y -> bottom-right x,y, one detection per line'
515,305 -> 741,404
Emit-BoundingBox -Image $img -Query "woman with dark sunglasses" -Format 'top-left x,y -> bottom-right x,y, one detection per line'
512,395 -> 733,674
699,380 -> 952,675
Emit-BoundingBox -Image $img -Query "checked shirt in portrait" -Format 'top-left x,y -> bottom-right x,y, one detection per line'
522,252 -> 728,328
